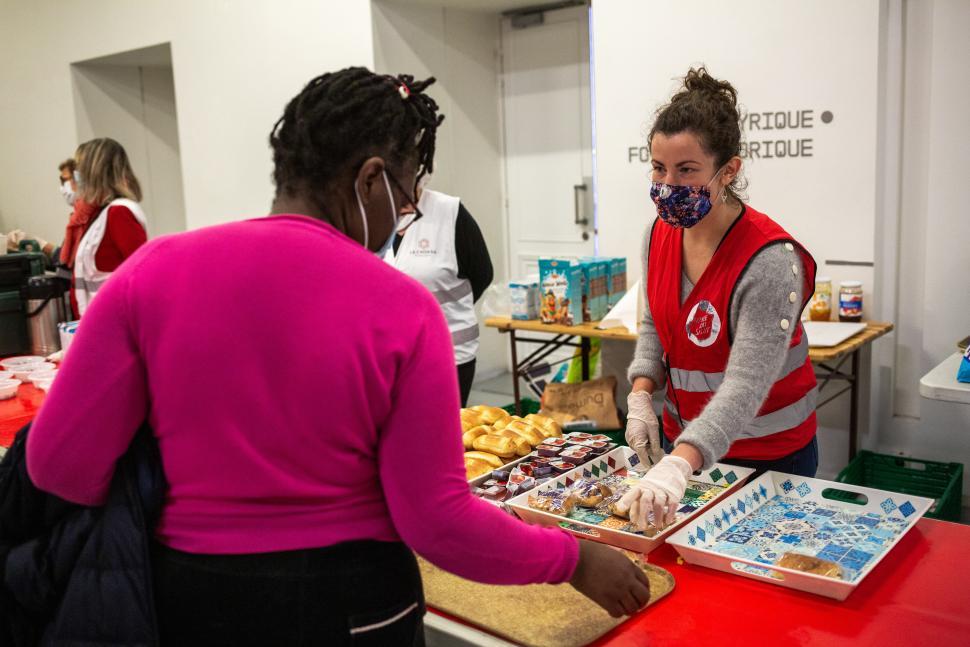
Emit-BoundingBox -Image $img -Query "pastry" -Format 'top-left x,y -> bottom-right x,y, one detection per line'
504,420 -> 546,446
460,409 -> 485,432
472,434 -> 518,459
462,425 -> 492,450
491,415 -> 522,431
570,479 -> 613,507
525,413 -> 563,438
469,405 -> 510,425
776,553 -> 843,579
527,490 -> 577,516
464,451 -> 504,468
494,430 -> 534,456
465,456 -> 493,480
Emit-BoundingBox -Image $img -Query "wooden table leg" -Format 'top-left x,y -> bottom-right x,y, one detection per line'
849,349 -> 860,460
510,329 -> 521,416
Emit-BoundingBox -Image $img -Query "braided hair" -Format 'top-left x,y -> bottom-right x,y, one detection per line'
270,67 -> 443,209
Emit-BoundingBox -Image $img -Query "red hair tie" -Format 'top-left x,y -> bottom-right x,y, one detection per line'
397,82 -> 411,100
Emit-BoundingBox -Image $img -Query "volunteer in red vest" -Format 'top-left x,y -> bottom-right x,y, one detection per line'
63,138 -> 148,318
385,181 -> 493,406
621,67 -> 818,532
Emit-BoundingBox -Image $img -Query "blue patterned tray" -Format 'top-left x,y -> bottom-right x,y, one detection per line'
666,471 -> 933,600
507,447 -> 754,555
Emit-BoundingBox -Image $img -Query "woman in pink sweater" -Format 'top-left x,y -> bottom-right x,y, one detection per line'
26,68 -> 649,645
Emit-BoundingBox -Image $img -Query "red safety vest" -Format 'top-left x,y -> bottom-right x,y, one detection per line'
647,205 -> 818,460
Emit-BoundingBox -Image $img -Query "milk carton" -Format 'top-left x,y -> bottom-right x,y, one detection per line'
538,259 -> 582,326
509,280 -> 539,320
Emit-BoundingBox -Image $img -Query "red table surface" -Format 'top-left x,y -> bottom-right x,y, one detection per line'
431,517 -> 970,646
4,389 -> 968,644
0,383 -> 45,447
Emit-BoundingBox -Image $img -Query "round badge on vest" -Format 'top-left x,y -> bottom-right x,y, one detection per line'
685,299 -> 721,347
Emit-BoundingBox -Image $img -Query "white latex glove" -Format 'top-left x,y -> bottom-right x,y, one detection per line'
617,455 -> 692,531
625,390 -> 665,467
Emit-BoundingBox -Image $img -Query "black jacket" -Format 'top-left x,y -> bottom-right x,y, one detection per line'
0,424 -> 166,646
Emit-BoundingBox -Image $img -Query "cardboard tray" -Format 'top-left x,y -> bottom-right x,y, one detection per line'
666,471 -> 933,600
506,447 -> 753,554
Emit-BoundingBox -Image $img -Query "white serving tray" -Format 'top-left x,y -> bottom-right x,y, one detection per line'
666,471 -> 932,600
506,447 -> 753,554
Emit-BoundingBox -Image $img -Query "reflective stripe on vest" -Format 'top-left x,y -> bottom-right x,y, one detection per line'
668,333 -> 809,393
431,281 -> 473,305
665,387 -> 818,439
451,324 -> 480,346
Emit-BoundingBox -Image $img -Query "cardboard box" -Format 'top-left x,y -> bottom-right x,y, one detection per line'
606,257 -> 627,307
579,258 -> 610,321
509,280 -> 539,320
538,259 -> 582,326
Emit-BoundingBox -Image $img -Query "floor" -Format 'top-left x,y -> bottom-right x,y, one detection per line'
468,371 -> 970,526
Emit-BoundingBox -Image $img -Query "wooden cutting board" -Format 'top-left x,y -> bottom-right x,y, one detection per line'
419,555 -> 674,647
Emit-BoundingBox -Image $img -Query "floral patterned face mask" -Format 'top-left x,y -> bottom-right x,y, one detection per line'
650,167 -> 725,228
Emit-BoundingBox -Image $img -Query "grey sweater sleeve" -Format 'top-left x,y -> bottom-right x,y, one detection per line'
626,223 -> 667,387
674,244 -> 806,468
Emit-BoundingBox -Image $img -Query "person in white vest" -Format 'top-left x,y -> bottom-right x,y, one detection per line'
61,138 -> 148,318
385,183 -> 493,406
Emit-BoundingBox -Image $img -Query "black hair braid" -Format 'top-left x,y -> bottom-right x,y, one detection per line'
269,67 -> 444,207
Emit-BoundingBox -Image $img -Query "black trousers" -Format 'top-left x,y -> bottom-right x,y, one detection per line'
152,540 -> 425,647
457,359 -> 476,407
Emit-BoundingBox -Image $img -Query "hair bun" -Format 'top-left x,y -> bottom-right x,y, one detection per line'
681,67 -> 738,108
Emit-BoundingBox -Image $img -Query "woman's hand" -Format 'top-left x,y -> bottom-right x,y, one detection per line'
570,540 -> 651,617
617,455 -> 693,531
625,390 -> 664,467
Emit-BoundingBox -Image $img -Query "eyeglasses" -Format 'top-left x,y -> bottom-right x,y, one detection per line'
385,170 -> 424,232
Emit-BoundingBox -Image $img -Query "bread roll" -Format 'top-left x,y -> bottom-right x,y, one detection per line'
465,457 -> 493,480
464,451 -> 504,468
472,434 -> 518,458
525,413 -> 563,438
462,425 -> 491,450
504,420 -> 546,446
495,430 -> 533,456
460,409 -> 485,432
491,415 -> 522,431
469,405 -> 510,425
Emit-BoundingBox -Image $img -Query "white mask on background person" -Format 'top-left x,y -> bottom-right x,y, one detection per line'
354,171 -> 399,256
59,180 -> 76,206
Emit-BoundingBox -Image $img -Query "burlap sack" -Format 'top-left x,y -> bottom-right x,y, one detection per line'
540,376 -> 621,429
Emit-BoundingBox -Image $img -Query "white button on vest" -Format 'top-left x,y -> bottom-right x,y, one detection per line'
780,318 -> 790,330
784,243 -> 794,252
789,291 -> 797,303
792,264 -> 798,275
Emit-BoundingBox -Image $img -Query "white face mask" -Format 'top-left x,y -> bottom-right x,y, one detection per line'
59,180 -> 76,206
354,171 -> 399,256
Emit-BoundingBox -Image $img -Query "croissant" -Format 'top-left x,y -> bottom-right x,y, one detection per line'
525,413 -> 563,438
465,457 -> 493,480
469,405 -> 510,426
464,451 -> 505,468
462,425 -> 492,450
504,420 -> 546,446
494,430 -> 533,456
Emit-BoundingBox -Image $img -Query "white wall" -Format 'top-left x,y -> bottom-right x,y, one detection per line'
72,58 -> 187,237
0,0 -> 374,240
372,0 -> 508,380
872,0 -> 970,499
592,0 -> 883,477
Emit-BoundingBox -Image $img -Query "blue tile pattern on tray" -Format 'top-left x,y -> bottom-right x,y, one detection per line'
707,495 -> 911,582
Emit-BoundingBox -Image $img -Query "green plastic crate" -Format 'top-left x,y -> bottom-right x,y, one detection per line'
835,451 -> 963,521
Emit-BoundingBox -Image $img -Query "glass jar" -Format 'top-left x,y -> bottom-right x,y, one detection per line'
809,276 -> 833,321
839,281 -> 863,322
